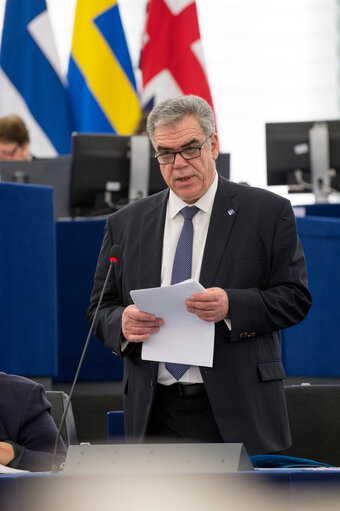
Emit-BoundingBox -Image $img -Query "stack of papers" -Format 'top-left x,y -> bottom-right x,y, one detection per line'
130,279 -> 215,367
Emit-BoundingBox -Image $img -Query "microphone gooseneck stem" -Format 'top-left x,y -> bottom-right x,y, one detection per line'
52,260 -> 114,471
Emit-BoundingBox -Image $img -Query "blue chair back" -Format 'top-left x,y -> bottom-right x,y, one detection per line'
107,410 -> 125,443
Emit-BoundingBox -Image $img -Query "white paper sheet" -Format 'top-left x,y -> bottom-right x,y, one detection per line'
130,279 -> 214,367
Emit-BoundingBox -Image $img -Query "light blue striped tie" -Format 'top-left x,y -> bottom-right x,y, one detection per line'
165,206 -> 199,380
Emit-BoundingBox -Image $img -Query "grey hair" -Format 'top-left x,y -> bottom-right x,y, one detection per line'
146,95 -> 215,146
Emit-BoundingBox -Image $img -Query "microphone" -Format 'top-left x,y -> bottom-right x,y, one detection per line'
52,244 -> 122,471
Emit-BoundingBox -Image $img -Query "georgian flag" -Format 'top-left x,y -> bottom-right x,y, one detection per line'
140,0 -> 214,112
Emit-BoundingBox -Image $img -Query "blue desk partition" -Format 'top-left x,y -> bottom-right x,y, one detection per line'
282,214 -> 340,376
0,182 -> 57,376
303,203 -> 340,218
55,218 -> 123,382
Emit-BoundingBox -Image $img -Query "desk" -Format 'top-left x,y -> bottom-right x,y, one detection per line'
0,182 -> 57,377
282,214 -> 340,376
1,469 -> 340,511
55,218 -> 123,382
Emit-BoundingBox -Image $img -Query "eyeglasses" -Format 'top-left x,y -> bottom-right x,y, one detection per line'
155,136 -> 211,165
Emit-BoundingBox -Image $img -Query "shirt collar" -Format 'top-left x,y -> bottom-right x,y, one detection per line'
168,171 -> 218,219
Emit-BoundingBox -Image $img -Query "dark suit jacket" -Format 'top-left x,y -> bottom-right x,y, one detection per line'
88,176 -> 312,455
0,372 -> 66,471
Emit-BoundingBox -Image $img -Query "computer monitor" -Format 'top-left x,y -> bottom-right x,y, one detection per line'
69,134 -> 132,217
70,133 -> 231,216
215,152 -> 230,180
0,156 -> 71,217
266,120 -> 340,202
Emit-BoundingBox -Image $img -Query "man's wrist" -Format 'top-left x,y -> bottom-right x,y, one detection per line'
1,441 -> 24,468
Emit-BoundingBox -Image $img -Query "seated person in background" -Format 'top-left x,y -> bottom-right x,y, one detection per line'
0,115 -> 31,161
0,372 -> 66,471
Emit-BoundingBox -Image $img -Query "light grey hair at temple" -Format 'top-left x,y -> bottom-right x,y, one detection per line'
146,95 -> 216,147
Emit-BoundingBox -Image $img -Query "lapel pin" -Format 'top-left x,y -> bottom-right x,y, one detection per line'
227,209 -> 235,216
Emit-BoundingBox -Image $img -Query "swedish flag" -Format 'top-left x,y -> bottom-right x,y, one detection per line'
68,0 -> 141,134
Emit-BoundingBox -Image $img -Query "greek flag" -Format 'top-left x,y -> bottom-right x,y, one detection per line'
68,0 -> 141,134
0,0 -> 73,155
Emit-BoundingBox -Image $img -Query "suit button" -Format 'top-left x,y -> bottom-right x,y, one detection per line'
251,332 -> 256,337
240,332 -> 244,339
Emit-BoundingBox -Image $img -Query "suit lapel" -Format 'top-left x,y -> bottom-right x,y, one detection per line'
200,178 -> 239,288
138,191 -> 168,289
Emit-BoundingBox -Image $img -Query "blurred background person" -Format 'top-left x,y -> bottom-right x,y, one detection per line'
0,114 -> 31,161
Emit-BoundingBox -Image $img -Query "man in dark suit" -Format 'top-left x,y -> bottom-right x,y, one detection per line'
0,372 -> 66,471
88,95 -> 312,455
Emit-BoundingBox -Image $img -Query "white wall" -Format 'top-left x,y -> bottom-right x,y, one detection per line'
1,0 -> 339,198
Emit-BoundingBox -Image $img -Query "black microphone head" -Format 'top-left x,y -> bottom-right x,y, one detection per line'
110,244 -> 122,262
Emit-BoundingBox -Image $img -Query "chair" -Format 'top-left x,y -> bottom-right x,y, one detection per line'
46,390 -> 78,447
250,454 -> 333,469
281,384 -> 340,466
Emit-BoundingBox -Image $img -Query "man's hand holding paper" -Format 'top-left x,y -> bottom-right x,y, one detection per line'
186,287 -> 230,323
122,305 -> 164,343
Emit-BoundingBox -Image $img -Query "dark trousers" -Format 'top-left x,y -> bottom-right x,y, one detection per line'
146,383 -> 224,443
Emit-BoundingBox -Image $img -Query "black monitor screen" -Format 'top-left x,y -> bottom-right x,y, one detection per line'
266,120 -> 340,192
215,152 -> 230,180
69,133 -> 131,216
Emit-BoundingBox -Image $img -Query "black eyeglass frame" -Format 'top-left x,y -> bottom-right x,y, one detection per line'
155,135 -> 212,165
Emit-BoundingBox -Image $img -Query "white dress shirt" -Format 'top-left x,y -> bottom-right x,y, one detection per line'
157,172 -> 218,385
